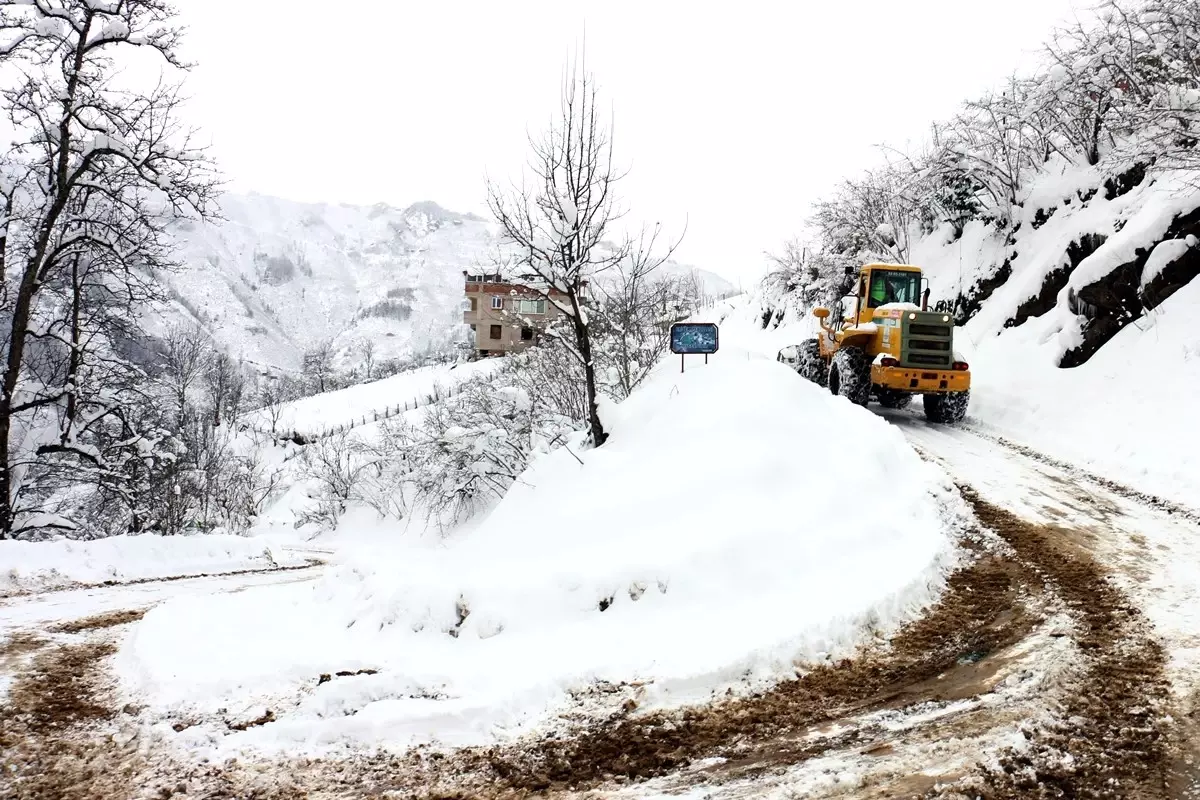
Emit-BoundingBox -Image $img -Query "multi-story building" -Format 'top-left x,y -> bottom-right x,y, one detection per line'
462,270 -> 573,357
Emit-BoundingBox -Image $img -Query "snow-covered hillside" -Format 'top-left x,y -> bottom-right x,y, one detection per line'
154,194 -> 737,371
908,161 -> 1200,369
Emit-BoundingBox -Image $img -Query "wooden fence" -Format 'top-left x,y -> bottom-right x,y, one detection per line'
245,381 -> 471,463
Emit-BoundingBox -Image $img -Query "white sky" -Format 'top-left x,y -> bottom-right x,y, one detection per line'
174,0 -> 1088,286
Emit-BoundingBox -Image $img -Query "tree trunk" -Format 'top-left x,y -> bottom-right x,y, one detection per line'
0,259 -> 46,537
62,257 -> 83,444
569,290 -> 607,447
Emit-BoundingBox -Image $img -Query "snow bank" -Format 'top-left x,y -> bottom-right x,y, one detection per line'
0,533 -> 302,596
242,359 -> 501,437
118,349 -> 959,755
967,276 -> 1200,504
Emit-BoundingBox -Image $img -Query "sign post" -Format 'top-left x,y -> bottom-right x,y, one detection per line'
670,322 -> 719,372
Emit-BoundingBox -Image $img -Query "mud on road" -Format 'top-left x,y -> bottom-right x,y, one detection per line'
0,487 -> 1179,800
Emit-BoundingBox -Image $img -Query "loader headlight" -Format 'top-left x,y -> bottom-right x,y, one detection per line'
942,315 -> 950,323
909,313 -> 916,320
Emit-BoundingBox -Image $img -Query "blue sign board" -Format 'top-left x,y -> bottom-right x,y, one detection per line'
670,323 -> 719,355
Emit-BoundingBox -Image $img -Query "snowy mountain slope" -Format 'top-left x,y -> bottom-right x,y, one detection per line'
152,195 -> 493,371
150,193 -> 737,371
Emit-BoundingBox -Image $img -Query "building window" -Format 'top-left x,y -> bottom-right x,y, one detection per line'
491,296 -> 504,310
489,324 -> 502,340
517,299 -> 546,314
521,326 -> 533,341
469,296 -> 477,312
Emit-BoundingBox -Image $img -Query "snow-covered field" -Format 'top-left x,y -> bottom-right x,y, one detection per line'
242,357 -> 503,437
115,343 -> 961,756
0,533 -> 308,596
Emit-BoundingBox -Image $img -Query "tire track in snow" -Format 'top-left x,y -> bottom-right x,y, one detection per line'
0,558 -> 323,602
966,427 -> 1200,525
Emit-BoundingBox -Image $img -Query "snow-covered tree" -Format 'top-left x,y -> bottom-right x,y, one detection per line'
763,238 -> 855,314
589,225 -> 692,402
301,339 -> 338,394
0,0 -> 219,537
487,54 -> 641,447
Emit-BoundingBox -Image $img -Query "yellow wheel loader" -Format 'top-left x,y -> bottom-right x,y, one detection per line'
780,263 -> 971,424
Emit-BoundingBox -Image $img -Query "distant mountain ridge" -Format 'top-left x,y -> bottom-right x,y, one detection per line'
153,193 -> 735,370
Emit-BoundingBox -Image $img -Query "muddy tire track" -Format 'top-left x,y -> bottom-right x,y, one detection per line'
0,643 -> 135,800
931,489 -> 1172,800
0,611 -> 147,800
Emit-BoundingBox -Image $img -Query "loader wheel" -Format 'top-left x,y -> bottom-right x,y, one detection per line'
796,339 -> 827,387
828,346 -> 871,407
923,390 -> 970,424
876,388 -> 913,410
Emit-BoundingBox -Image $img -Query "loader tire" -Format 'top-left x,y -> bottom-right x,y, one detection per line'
876,388 -> 913,410
923,390 -> 970,424
797,339 -> 827,387
828,346 -> 871,407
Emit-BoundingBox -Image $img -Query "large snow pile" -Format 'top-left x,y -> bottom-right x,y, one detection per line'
0,533 -> 303,596
965,274 -> 1200,503
117,350 -> 960,755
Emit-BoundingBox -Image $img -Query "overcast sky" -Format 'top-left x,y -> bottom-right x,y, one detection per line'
174,0 -> 1088,286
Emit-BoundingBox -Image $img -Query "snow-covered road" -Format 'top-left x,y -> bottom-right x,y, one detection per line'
3,401 -> 1198,799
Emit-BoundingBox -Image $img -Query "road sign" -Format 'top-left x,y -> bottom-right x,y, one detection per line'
670,323 -> 719,355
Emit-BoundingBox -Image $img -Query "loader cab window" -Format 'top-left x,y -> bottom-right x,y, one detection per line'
866,270 -> 921,308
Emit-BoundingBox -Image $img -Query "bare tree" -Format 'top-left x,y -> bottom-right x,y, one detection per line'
590,224 -> 688,400
205,351 -> 246,428
486,53 -> 627,447
258,376 -> 298,436
0,0 -> 219,537
302,339 -> 337,394
161,323 -> 212,426
360,338 -> 377,382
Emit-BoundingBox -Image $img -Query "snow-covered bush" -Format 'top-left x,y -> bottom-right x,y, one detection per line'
297,433 -> 384,530
507,340 -> 589,423
382,377 -> 578,530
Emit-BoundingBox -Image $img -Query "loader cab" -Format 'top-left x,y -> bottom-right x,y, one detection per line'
853,264 -> 927,325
